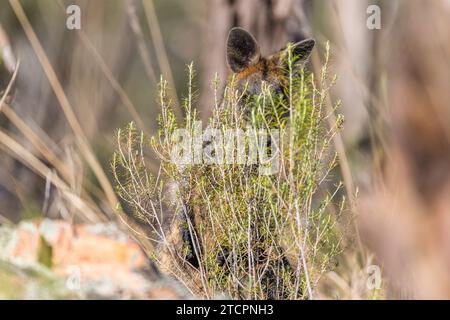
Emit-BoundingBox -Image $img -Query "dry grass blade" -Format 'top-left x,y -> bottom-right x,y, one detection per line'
51,0 -> 151,136
0,62 -> 73,183
0,23 -> 16,73
0,62 -> 102,223
0,129 -> 101,223
9,0 -> 118,210
0,58 -> 19,113
125,0 -> 158,85
142,0 -> 182,121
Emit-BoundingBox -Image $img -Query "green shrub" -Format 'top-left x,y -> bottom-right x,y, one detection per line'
112,43 -> 345,299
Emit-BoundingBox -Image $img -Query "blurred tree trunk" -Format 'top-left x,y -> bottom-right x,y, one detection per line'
199,0 -> 313,121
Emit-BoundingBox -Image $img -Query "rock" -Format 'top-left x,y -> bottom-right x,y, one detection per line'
0,219 -> 191,299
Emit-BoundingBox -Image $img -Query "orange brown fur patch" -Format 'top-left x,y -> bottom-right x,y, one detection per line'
236,63 -> 264,81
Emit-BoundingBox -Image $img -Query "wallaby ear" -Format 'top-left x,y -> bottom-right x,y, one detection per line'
292,38 -> 315,63
226,27 -> 261,73
270,38 -> 315,71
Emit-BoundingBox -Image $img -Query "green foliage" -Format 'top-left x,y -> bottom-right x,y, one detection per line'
112,43 -> 345,299
37,236 -> 53,269
0,260 -> 77,300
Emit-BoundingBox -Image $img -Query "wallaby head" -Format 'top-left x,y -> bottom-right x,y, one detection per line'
226,27 -> 315,96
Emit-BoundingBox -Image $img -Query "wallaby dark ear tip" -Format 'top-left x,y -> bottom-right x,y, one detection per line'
302,38 -> 316,49
228,27 -> 244,34
292,38 -> 316,61
228,27 -> 250,36
227,27 -> 255,45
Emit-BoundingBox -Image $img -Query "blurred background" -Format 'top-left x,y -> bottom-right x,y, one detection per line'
0,0 -> 450,299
